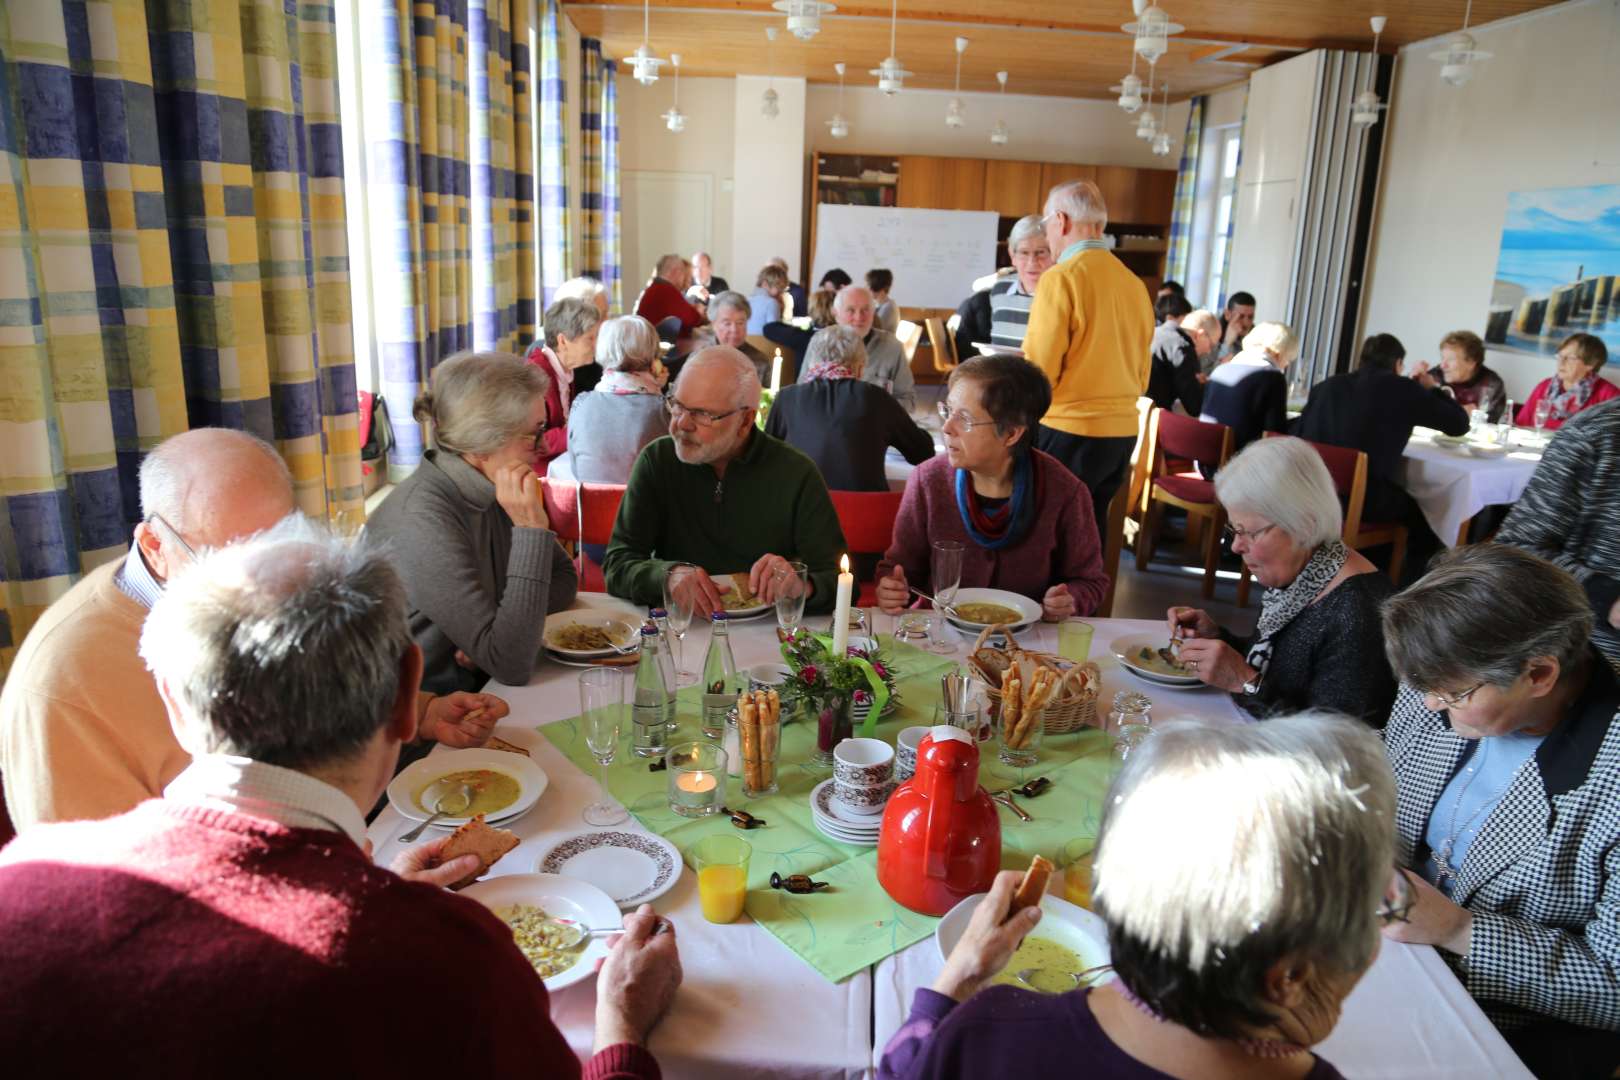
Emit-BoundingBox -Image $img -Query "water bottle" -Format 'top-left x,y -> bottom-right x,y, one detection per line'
700,611 -> 739,739
631,623 -> 669,757
649,608 -> 679,731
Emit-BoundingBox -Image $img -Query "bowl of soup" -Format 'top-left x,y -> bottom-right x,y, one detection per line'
944,588 -> 1043,634
386,747 -> 549,828
936,890 -> 1112,992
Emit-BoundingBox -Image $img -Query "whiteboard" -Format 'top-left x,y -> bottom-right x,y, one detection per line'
811,205 -> 999,310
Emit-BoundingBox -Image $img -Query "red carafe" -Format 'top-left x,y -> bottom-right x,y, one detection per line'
877,725 -> 1001,915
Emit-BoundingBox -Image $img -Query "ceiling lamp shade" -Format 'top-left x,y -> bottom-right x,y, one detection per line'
945,37 -> 968,128
1151,78 -> 1173,156
625,0 -> 663,85
989,70 -> 1009,146
1151,131 -> 1172,156
663,53 -> 687,132
762,86 -> 780,118
772,0 -> 835,41
1135,108 -> 1158,141
1112,73 -> 1144,114
1350,16 -> 1389,127
827,61 -> 850,138
762,27 -> 780,119
870,0 -> 910,94
1122,4 -> 1183,64
1431,1 -> 1490,86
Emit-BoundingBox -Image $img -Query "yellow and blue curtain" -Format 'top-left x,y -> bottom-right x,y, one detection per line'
600,50 -> 621,312
579,36 -> 620,311
538,0 -> 570,304
0,0 -> 361,674
1165,95 -> 1205,286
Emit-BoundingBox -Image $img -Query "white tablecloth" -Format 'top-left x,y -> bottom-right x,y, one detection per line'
1399,431 -> 1544,546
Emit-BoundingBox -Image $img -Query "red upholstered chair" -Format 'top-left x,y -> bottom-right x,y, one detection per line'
540,478 -> 627,593
1133,408 -> 1235,600
829,490 -> 904,606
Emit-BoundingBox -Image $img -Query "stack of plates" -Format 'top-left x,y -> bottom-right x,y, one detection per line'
810,778 -> 883,846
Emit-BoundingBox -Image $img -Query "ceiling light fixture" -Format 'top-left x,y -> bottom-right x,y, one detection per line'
1135,56 -> 1160,139
625,0 -> 664,86
827,61 -> 850,138
772,0 -> 835,42
762,26 -> 780,119
869,0 -> 912,95
989,70 -> 1009,145
946,37 -> 968,128
663,53 -> 687,132
1430,0 -> 1491,86
1151,78 -> 1172,155
1122,2 -> 1183,65
1111,47 -> 1144,114
1351,16 -> 1389,127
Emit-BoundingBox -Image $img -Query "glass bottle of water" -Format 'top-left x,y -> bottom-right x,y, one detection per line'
649,608 -> 679,731
699,611 -> 739,739
631,623 -> 670,757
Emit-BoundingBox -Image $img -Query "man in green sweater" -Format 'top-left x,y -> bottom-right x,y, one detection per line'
604,346 -> 846,616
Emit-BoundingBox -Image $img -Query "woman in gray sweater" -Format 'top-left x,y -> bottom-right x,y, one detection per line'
367,352 -> 578,694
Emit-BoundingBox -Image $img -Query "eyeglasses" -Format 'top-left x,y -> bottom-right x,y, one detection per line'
147,512 -> 198,561
668,395 -> 747,427
1420,680 -> 1487,710
526,423 -> 550,453
1221,522 -> 1277,544
936,402 -> 996,433
1378,869 -> 1416,927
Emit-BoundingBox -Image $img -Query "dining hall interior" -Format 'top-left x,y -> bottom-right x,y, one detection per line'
2,1 -> 1619,1077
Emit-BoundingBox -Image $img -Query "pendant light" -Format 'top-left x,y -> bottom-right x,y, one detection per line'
1111,47 -> 1144,114
1350,16 -> 1389,127
1150,79 -> 1172,156
827,62 -> 850,138
625,0 -> 664,86
772,0 -> 836,42
1122,2 -> 1183,65
869,0 -> 911,95
663,54 -> 687,132
1134,59 -> 1159,140
945,37 -> 968,128
1430,0 -> 1491,86
989,71 -> 1009,146
762,27 -> 780,119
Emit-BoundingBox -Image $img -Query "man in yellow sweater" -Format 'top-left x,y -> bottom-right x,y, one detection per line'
1022,179 -> 1154,541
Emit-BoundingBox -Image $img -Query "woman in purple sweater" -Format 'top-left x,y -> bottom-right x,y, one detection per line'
875,355 -> 1108,619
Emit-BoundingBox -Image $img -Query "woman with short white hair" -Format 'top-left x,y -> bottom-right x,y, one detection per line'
881,712 -> 1399,1079
557,315 -> 672,488
1199,321 -> 1300,453
987,214 -> 1052,350
1169,436 -> 1397,726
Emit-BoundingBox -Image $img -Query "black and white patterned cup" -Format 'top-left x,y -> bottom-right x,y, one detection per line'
895,726 -> 929,782
833,737 -> 894,816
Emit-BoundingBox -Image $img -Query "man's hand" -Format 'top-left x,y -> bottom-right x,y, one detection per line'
453,649 -> 479,671
420,692 -> 507,747
494,460 -> 549,530
668,564 -> 726,618
749,553 -> 797,605
1381,869 -> 1474,956
595,905 -> 682,1050
876,564 -> 909,615
1223,320 -> 1244,349
931,871 -> 1042,1002
1176,637 -> 1256,694
390,836 -> 481,889
1410,361 -> 1441,389
1040,585 -> 1076,622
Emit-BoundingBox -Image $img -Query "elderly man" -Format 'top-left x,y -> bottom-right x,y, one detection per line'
834,284 -> 917,413
0,522 -> 680,1074
1174,307 -> 1223,415
1022,179 -> 1154,537
604,346 -> 845,618
688,250 -> 728,303
708,290 -> 771,383
988,214 -> 1053,348
635,254 -> 706,341
1219,290 -> 1257,361
0,428 -> 503,830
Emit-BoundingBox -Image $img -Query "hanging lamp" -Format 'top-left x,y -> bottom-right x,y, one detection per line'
663,54 -> 687,132
827,61 -> 850,138
772,0 -> 835,42
1151,79 -> 1172,155
762,27 -> 780,119
1135,58 -> 1159,139
945,37 -> 968,128
1351,16 -> 1390,127
869,0 -> 912,95
1430,0 -> 1491,86
625,0 -> 664,86
1122,2 -> 1183,65
989,71 -> 1009,145
1111,47 -> 1144,114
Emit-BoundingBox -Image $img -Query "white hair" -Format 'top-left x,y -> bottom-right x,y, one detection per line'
803,325 -> 867,378
554,276 -> 605,304
1007,214 -> 1046,250
1214,436 -> 1343,549
833,284 -> 872,313
139,429 -> 291,531
1182,308 -> 1221,340
594,315 -> 659,373
1243,321 -> 1301,364
1044,179 -> 1107,229
677,346 -> 761,409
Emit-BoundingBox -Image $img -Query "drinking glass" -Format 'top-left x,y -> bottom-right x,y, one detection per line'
1534,398 -> 1553,436
773,560 -> 810,633
1060,837 -> 1096,909
895,612 -> 933,647
928,540 -> 964,655
579,669 -> 628,826
692,834 -> 752,924
1057,619 -> 1094,663
662,565 -> 699,687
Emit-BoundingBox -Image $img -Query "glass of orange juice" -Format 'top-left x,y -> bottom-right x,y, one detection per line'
692,834 -> 752,924
1061,837 -> 1096,910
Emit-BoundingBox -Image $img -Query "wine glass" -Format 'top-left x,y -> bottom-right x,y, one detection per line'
662,565 -> 699,687
1533,398 -> 1553,437
773,560 -> 810,633
579,668 -> 628,826
928,540 -> 965,655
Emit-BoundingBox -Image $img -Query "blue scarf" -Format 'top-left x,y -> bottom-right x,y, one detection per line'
954,453 -> 1038,550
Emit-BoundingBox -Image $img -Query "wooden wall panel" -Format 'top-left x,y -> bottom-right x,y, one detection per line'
897,156 -> 989,211
981,160 -> 1044,218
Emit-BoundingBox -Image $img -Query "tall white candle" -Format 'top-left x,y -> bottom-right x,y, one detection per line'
770,349 -> 783,396
831,553 -> 853,657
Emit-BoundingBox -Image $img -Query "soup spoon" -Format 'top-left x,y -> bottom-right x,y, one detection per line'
400,780 -> 472,843
1014,963 -> 1113,991
547,916 -> 673,949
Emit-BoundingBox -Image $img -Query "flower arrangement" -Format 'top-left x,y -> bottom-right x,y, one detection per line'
776,627 -> 900,752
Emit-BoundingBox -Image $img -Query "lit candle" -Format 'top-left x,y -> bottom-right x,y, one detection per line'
831,553 -> 853,658
770,349 -> 783,396
676,771 -> 717,795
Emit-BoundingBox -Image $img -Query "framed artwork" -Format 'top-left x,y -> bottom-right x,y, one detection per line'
1484,183 -> 1620,358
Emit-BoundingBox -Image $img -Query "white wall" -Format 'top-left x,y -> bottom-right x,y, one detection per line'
1360,0 -> 1620,401
732,75 -> 808,283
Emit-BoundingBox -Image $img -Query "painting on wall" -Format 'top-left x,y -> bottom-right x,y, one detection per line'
1484,184 -> 1620,358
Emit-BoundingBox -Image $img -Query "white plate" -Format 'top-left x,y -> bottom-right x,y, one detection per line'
538,830 -> 683,909
545,650 -> 640,670
710,573 -> 771,619
1465,443 -> 1511,459
1110,634 -> 1203,688
460,872 -> 620,993
971,342 -> 1027,359
936,890 -> 1112,985
544,614 -> 639,659
810,779 -> 883,840
812,816 -> 880,847
946,587 -> 1043,633
386,747 -> 548,827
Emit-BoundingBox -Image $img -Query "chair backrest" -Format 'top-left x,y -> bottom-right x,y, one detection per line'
923,317 -> 956,374
895,319 -> 923,363
828,489 -> 904,558
578,482 -> 627,547
1100,396 -> 1157,617
1153,409 -> 1231,465
1282,435 -> 1371,540
540,478 -> 581,543
654,315 -> 683,344
945,311 -> 961,334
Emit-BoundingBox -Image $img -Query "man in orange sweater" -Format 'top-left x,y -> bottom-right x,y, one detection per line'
1021,180 -> 1154,541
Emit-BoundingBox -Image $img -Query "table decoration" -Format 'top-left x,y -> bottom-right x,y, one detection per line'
667,741 -> 726,817
777,626 -> 898,762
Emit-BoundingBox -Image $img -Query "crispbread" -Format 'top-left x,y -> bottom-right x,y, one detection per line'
1011,855 -> 1054,915
487,735 -> 529,757
438,814 -> 519,890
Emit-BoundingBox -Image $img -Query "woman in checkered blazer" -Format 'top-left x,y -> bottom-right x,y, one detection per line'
1380,544 -> 1620,1078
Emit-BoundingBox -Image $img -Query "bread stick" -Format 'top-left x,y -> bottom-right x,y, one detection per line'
1000,668 -> 1023,744
763,689 -> 781,788
739,691 -> 760,791
1015,669 -> 1055,748
1009,855 -> 1054,914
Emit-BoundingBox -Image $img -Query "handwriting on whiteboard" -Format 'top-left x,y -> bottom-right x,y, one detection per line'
811,205 -> 1000,310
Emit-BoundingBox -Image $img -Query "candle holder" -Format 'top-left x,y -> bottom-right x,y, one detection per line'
666,741 -> 727,817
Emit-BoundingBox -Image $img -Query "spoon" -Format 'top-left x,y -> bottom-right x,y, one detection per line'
1014,963 -> 1113,991
548,916 -> 673,949
400,780 -> 472,843
992,791 -> 1033,822
908,586 -> 957,616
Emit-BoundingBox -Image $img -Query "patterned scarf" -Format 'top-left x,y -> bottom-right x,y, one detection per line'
597,368 -> 664,397
1247,539 -> 1350,681
802,356 -> 856,383
953,452 -> 1040,551
1546,373 -> 1599,422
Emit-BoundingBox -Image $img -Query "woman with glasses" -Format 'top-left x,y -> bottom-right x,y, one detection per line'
1168,437 -> 1396,727
882,712 -> 1400,1080
875,355 -> 1109,622
367,351 -> 577,694
1379,544 -> 1620,1077
524,296 -> 604,474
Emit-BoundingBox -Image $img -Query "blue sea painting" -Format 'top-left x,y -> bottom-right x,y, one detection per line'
1484,184 -> 1620,358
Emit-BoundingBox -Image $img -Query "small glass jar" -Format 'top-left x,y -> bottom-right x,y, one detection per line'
666,741 -> 727,817
1108,691 -> 1153,761
998,696 -> 1044,768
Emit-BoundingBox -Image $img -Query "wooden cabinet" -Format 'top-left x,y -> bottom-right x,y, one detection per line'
897,156 -> 987,211
1038,162 -> 1096,199
981,160 -> 1044,217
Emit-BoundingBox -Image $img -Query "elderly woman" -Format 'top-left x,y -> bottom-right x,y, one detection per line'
1413,329 -> 1507,422
1515,332 -> 1616,431
524,296 -> 603,473
559,315 -> 670,486
1379,544 -> 1620,1076
367,352 -> 578,694
1169,437 -> 1397,727
707,290 -> 771,382
881,713 -> 1399,1080
764,325 -> 933,492
1199,320 -> 1298,454
988,214 -> 1053,348
876,355 -> 1108,621
747,264 -> 789,335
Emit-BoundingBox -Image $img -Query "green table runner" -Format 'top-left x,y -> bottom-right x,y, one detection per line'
540,637 -> 1121,982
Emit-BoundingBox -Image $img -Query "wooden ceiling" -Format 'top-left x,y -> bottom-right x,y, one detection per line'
562,1 -> 1560,100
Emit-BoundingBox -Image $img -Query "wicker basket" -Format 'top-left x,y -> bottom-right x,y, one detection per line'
964,624 -> 1100,735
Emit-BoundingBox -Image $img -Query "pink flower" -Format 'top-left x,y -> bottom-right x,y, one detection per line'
872,661 -> 888,679
800,665 -> 819,685
854,689 -> 872,705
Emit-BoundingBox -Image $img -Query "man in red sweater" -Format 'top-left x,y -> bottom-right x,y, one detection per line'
635,254 -> 706,346
0,520 -> 680,1077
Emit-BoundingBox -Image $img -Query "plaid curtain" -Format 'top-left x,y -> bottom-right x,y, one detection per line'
537,0 -> 570,305
579,38 -> 605,291
601,55 -> 622,311
0,0 -> 360,674
1165,95 -> 1205,285
1217,87 -> 1249,311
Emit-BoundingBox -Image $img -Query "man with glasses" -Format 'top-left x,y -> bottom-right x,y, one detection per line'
833,285 -> 916,413
603,347 -> 845,618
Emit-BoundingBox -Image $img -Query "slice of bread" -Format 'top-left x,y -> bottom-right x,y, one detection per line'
487,735 -> 529,757
1010,854 -> 1054,915
438,814 -> 520,890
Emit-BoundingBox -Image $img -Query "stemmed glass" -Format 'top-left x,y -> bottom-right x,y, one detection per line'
662,565 -> 699,687
929,540 -> 964,654
1533,398 -> 1553,437
579,668 -> 628,826
773,560 -> 810,634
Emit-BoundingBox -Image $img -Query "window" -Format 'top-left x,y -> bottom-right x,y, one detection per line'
1183,124 -> 1242,312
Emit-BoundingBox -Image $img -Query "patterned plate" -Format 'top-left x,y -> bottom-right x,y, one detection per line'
810,779 -> 883,839
538,830 -> 683,909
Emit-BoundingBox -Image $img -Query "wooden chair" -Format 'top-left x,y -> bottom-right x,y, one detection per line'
924,316 -> 957,375
1096,397 -> 1155,617
541,478 -> 628,592
828,489 -> 904,606
895,320 -> 923,365
1134,408 -> 1235,600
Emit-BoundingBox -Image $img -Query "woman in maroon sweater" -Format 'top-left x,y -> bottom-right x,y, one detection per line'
876,355 -> 1108,619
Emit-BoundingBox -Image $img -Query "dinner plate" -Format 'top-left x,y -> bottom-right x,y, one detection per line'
538,829 -> 683,908
544,650 -> 640,669
971,342 -> 1027,359
460,872 -> 620,993
709,573 -> 772,619
1110,635 -> 1204,688
945,587 -> 1042,634
936,890 -> 1112,986
544,614 -> 639,659
386,747 -> 548,827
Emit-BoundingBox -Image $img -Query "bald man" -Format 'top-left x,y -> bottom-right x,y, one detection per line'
0,429 -> 505,830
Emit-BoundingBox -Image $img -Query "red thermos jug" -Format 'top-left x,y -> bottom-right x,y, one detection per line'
877,725 -> 1001,916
